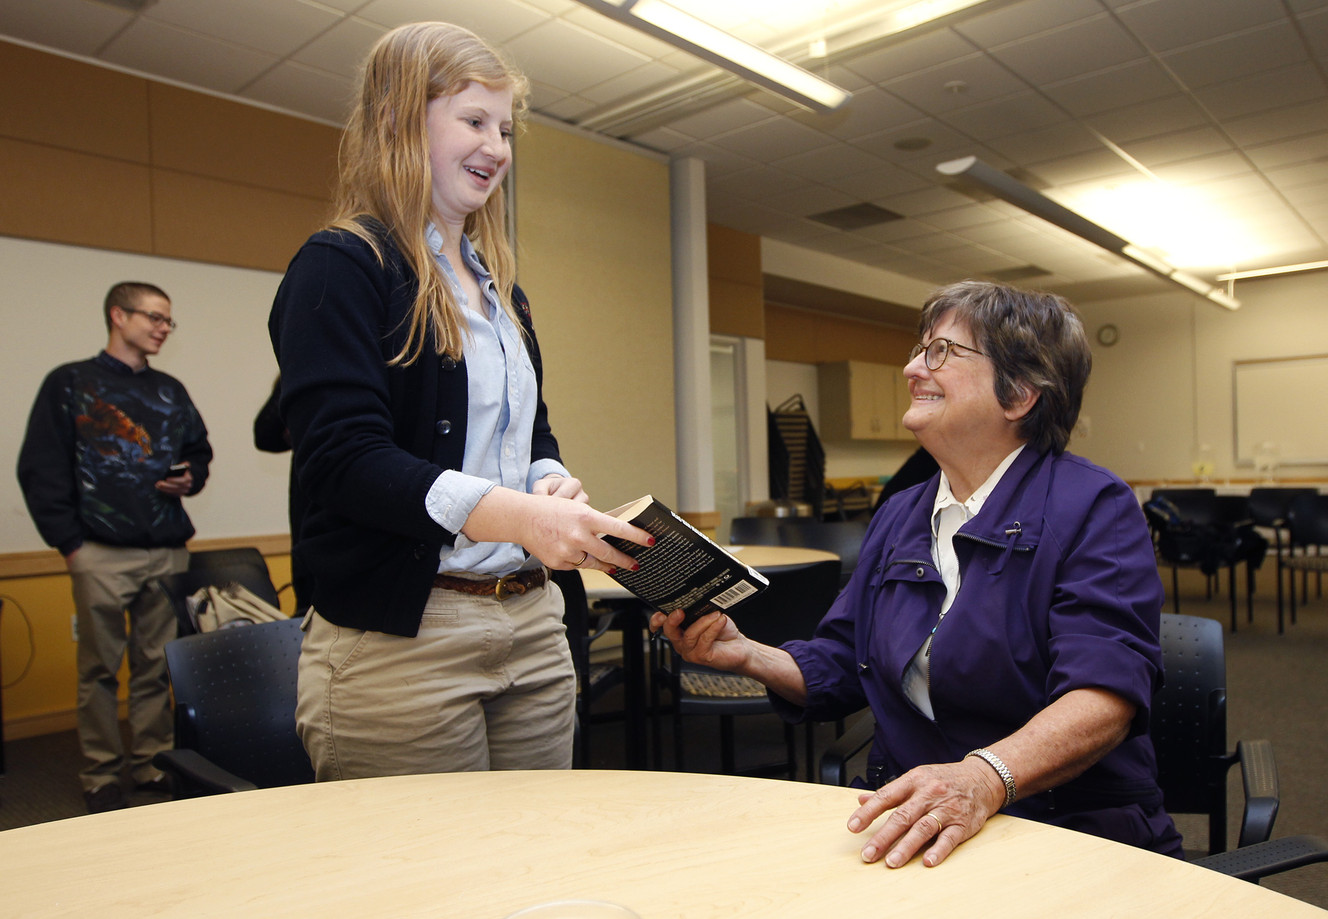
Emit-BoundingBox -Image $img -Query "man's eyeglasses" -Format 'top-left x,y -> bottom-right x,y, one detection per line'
121,307 -> 178,331
908,337 -> 985,371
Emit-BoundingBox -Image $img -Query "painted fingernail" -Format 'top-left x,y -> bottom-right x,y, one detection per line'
631,563 -> 640,571
647,537 -> 656,546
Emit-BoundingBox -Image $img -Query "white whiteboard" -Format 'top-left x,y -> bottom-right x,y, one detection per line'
1233,354 -> 1328,465
1,236 -> 291,554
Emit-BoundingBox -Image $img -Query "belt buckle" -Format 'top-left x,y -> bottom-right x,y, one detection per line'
494,573 -> 519,601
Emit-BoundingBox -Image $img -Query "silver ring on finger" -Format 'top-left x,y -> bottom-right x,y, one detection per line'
573,551 -> 589,568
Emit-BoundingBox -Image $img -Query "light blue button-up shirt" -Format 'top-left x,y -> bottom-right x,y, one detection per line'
422,227 -> 568,575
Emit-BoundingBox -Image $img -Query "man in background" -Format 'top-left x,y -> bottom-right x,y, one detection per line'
17,281 -> 213,813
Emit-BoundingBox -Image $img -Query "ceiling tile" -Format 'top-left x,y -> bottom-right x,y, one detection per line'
289,16 -> 385,79
1082,93 -> 1206,143
819,165 -> 930,202
1121,126 -> 1234,167
660,97 -> 773,141
1041,59 -> 1179,116
1193,62 -> 1327,121
938,92 -> 1068,141
952,0 -> 1103,47
577,59 -> 686,105
786,86 -> 922,143
984,121 -> 1102,163
1225,99 -> 1328,146
988,14 -> 1146,86
883,53 -> 1029,115
503,19 -> 649,94
101,19 -> 277,94
145,0 -> 340,57
0,0 -> 129,55
1158,21 -> 1307,89
838,27 -> 978,85
707,116 -> 834,161
1114,0 -> 1288,52
243,60 -> 356,124
773,143 -> 889,184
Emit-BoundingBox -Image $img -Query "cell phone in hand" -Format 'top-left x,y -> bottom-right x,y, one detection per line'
166,462 -> 190,479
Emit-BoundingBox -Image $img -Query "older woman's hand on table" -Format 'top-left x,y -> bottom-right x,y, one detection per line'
848,757 -> 1007,868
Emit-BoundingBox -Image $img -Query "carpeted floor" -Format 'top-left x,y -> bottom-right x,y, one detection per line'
1,567 -> 1326,908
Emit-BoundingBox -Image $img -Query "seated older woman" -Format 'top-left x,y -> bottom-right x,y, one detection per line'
652,279 -> 1182,868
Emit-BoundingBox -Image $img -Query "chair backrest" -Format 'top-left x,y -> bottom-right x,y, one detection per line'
165,617 -> 312,788
156,564 -> 282,636
776,519 -> 868,587
1150,488 -> 1219,526
1247,488 -> 1317,529
725,558 -> 842,648
1287,493 -> 1328,548
728,516 -> 790,546
189,546 -> 267,570
1151,613 -> 1227,826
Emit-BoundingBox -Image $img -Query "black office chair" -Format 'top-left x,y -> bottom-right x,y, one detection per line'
190,545 -> 292,603
550,568 -> 624,769
820,613 -> 1278,857
655,558 -> 841,780
728,516 -> 791,546
153,617 -> 312,796
1281,494 -> 1328,632
777,519 -> 868,588
1146,489 -> 1263,631
154,563 -> 283,637
1248,488 -> 1317,633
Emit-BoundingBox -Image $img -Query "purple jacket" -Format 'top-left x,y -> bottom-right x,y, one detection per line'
777,447 -> 1182,855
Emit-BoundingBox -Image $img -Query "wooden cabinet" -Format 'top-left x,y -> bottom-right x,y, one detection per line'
818,361 -> 909,441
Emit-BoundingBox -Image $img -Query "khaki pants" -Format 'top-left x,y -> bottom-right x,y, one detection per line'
296,579 -> 576,780
67,542 -> 187,791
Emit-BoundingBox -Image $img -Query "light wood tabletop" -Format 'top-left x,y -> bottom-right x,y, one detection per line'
1,769 -> 1321,918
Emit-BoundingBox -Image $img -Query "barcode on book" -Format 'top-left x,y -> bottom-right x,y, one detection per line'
711,580 -> 759,609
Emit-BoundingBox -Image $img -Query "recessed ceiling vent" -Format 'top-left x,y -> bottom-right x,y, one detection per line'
92,0 -> 157,11
807,203 -> 905,230
986,265 -> 1051,282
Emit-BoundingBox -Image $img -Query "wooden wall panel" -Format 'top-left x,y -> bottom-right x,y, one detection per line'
151,171 -> 330,271
0,42 -> 150,163
148,84 -> 340,199
0,137 -> 154,251
707,223 -> 763,338
765,302 -> 914,364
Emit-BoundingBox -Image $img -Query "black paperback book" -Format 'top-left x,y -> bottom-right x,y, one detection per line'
601,495 -> 769,627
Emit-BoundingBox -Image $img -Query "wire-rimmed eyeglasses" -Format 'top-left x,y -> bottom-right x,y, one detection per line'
908,337 -> 985,371
121,307 -> 178,331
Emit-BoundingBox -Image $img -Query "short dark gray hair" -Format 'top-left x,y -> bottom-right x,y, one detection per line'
917,280 -> 1091,454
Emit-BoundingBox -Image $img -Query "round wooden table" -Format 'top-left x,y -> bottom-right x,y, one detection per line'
1,769 -> 1321,917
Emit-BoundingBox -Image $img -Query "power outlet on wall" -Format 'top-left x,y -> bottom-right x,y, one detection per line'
70,613 -> 78,642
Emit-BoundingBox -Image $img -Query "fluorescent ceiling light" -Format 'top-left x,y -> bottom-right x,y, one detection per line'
936,156 -> 1240,311
1216,260 -> 1328,281
572,0 -> 851,113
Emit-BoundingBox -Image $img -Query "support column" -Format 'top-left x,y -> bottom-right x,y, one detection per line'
670,156 -> 718,535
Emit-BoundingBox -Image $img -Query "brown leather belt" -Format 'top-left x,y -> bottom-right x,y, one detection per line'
432,568 -> 547,601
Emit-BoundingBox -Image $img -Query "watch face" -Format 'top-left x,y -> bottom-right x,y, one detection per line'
1096,324 -> 1119,347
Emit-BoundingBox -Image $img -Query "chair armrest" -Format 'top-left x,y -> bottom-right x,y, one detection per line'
152,748 -> 259,794
819,712 -> 875,786
1235,738 -> 1280,848
1196,835 -> 1328,882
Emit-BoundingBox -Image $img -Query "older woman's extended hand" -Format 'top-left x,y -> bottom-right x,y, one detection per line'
648,608 -> 753,673
847,757 -> 1007,868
